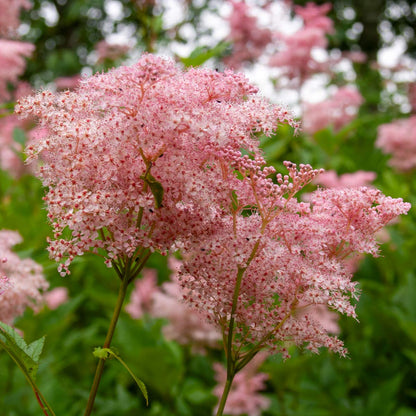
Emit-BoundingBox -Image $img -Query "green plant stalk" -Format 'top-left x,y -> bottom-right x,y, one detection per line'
0,338 -> 56,416
215,374 -> 235,416
217,235 -> 263,416
83,263 -> 133,416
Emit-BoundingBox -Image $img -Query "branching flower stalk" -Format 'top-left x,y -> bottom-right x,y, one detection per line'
84,252 -> 150,416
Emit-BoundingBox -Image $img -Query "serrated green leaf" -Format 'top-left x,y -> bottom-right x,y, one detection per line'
26,337 -> 46,363
0,322 -> 45,381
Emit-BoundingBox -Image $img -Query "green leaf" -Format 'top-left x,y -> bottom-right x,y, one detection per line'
93,346 -> 112,359
93,347 -> 149,405
179,42 -> 229,67
147,176 -> 164,209
0,322 -> 45,381
140,173 -> 164,209
231,190 -> 239,211
26,337 -> 46,363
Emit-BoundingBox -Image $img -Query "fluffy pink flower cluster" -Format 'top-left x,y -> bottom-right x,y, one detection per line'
269,2 -> 333,80
213,353 -> 270,416
224,1 -> 272,69
302,87 -> 363,134
179,160 -> 410,357
16,54 -> 297,275
0,0 -> 31,36
376,116 -> 416,171
0,230 -> 48,325
126,259 -> 221,350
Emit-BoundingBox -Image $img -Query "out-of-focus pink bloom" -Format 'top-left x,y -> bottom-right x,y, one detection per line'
44,287 -> 69,310
152,258 -> 221,350
294,2 -> 333,34
0,230 -> 49,325
0,115 -> 27,178
376,115 -> 416,171
213,353 -> 270,416
342,50 -> 367,64
55,75 -> 82,91
269,27 -> 329,80
0,83 -> 33,178
313,170 -> 376,188
125,268 -> 158,319
270,2 -> 334,80
134,0 -> 156,7
0,0 -> 31,36
302,304 -> 340,334
0,40 -> 34,101
302,87 -> 363,134
14,81 -> 33,100
224,0 -> 272,69
126,258 -> 221,351
95,40 -> 130,64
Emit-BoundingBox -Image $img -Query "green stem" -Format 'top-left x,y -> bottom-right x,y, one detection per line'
35,390 -> 51,416
220,236 -> 264,414
83,268 -> 131,416
215,374 -> 235,416
0,338 -> 56,416
226,266 -> 245,374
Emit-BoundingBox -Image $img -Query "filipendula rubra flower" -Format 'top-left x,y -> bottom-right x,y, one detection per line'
179,160 -> 410,364
16,54 -> 297,277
